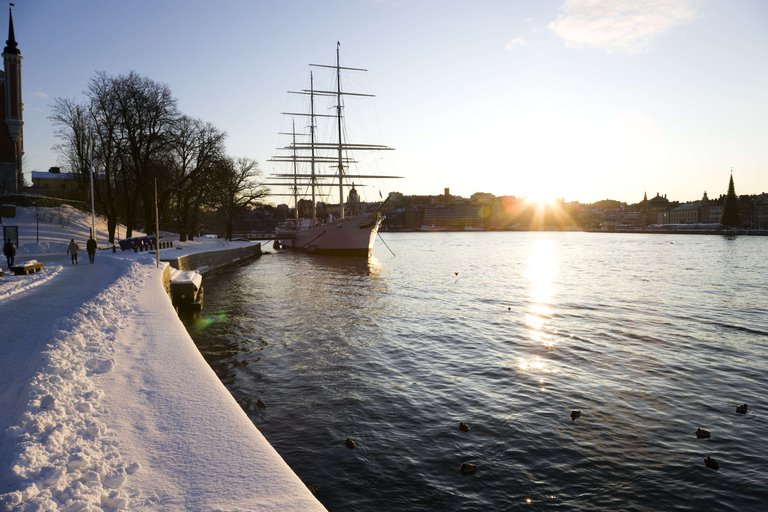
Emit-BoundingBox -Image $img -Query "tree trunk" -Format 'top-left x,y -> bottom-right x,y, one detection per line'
124,194 -> 138,238
107,215 -> 117,243
143,181 -> 156,236
225,215 -> 233,240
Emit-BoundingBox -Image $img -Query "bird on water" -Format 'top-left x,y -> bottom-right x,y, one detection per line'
571,410 -> 581,421
459,421 -> 470,432
704,456 -> 719,471
736,403 -> 748,414
696,428 -> 711,439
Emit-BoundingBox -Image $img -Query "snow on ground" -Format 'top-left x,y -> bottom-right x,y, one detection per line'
0,264 -> 63,301
2,203 -> 137,256
0,206 -> 325,511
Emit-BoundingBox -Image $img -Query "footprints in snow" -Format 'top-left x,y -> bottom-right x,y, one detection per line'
86,357 -> 116,375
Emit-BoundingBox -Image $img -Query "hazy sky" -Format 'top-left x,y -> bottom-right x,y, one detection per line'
15,0 -> 768,204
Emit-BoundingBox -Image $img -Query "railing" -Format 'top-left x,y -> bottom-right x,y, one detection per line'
229,232 -> 287,240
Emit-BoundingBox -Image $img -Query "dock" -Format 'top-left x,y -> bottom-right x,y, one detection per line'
161,242 -> 262,274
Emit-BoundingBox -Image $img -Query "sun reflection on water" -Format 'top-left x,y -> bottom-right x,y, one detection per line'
514,238 -> 561,386
524,238 -> 558,344
516,356 -> 558,375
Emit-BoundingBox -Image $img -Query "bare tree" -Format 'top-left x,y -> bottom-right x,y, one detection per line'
49,97 -> 91,191
86,72 -> 128,241
161,115 -> 226,240
216,157 -> 268,240
51,71 -> 268,242
111,71 -> 179,234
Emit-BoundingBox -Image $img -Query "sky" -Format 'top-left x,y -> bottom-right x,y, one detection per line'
14,0 -> 768,204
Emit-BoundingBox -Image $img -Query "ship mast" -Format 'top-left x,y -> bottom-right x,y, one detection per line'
335,42 -> 345,219
291,119 -> 299,221
309,71 -> 317,226
270,44 -> 399,213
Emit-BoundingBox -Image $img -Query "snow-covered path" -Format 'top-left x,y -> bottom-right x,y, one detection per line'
101,262 -> 326,511
0,249 -> 325,511
0,254 -> 128,475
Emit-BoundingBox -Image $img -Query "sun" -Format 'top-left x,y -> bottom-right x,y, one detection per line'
524,192 -> 559,208
521,189 -> 574,230
519,179 -> 560,207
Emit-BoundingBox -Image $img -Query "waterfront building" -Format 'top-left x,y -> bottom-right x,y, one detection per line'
736,194 -> 765,229
753,193 -> 768,229
704,202 -> 723,224
422,204 -> 485,229
0,8 -> 23,193
669,192 -> 712,224
639,192 -> 671,226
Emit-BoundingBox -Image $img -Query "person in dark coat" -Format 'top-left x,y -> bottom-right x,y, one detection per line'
3,238 -> 15,268
86,237 -> 97,263
67,239 -> 80,264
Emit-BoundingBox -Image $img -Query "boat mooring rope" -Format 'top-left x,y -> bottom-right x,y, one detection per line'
377,232 -> 396,257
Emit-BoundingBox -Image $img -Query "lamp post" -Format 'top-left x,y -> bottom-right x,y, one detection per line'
89,167 -> 95,239
154,178 -> 160,268
88,130 -> 96,243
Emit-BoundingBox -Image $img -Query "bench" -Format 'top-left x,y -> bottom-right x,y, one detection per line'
10,260 -> 45,275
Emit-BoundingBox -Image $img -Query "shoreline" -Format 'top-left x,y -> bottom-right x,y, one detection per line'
379,227 -> 768,235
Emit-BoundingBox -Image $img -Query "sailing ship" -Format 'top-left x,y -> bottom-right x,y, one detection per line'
268,43 -> 399,257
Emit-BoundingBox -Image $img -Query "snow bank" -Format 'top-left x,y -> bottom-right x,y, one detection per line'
1,205 -> 325,511
0,265 -> 63,301
3,204 -> 140,256
1,261 -> 145,510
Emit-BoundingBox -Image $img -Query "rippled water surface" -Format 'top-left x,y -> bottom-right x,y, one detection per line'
186,232 -> 768,511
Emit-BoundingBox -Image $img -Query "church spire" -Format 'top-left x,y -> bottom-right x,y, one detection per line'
2,4 -> 23,192
4,7 -> 19,55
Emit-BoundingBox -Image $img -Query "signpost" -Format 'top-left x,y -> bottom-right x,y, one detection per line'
3,225 -> 19,247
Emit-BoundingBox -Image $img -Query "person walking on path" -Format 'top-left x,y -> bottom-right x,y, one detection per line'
3,238 -> 15,268
86,237 -> 97,264
67,239 -> 80,264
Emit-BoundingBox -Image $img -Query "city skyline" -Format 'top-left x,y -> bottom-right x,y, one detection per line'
15,0 -> 768,204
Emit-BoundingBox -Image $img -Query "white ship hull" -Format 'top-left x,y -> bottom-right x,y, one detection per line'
278,214 -> 382,257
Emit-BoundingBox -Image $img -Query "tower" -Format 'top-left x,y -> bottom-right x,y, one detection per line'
720,172 -> 740,227
0,6 -> 22,193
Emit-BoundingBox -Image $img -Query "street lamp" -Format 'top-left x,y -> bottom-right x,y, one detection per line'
87,129 -> 96,242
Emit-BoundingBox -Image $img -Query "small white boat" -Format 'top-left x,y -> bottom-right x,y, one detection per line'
170,270 -> 204,312
418,225 -> 450,232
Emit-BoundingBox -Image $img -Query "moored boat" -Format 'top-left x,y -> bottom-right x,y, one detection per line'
268,43 -> 399,257
170,269 -> 204,312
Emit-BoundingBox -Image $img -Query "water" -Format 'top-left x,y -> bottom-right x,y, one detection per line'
185,232 -> 768,511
